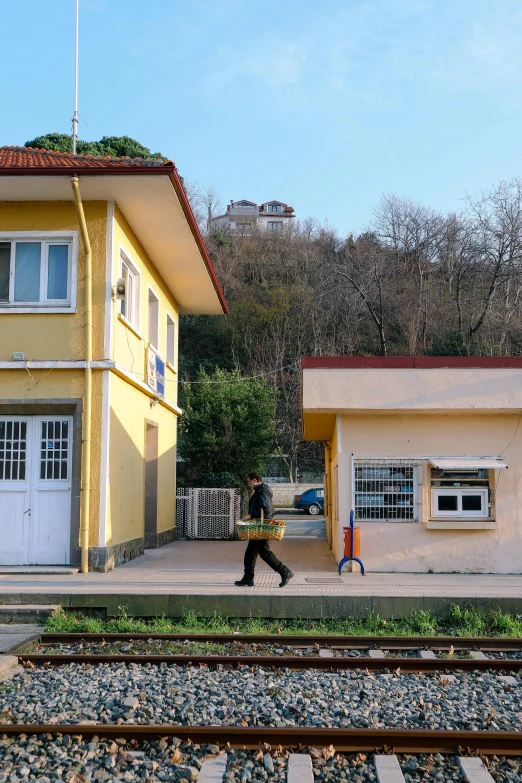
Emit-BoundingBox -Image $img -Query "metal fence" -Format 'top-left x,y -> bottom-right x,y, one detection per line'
354,458 -> 421,522
176,487 -> 242,539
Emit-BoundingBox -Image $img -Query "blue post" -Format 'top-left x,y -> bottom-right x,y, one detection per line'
338,510 -> 365,575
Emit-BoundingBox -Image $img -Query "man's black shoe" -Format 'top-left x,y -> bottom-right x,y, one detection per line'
279,568 -> 294,588
234,577 -> 254,587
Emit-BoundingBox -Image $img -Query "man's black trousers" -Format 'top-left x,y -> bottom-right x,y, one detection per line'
244,539 -> 283,579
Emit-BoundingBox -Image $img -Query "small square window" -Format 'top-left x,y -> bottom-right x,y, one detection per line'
437,495 -> 458,512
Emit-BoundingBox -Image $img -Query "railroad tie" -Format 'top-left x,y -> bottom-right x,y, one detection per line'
368,649 -> 386,658
374,754 -> 406,783
318,649 -> 335,658
199,753 -> 228,783
470,651 -> 488,660
287,753 -> 313,783
457,757 -> 495,782
417,650 -> 437,659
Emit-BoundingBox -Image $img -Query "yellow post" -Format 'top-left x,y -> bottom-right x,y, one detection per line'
324,441 -> 333,550
71,177 -> 92,573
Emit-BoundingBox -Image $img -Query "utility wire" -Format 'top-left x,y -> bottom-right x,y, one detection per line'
180,362 -> 299,384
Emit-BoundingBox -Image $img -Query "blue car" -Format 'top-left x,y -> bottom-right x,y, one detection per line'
293,487 -> 324,515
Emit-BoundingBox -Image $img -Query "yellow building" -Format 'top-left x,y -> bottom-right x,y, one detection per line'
0,146 -> 227,571
302,356 -> 522,574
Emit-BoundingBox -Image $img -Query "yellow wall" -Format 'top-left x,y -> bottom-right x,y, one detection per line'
0,367 -> 104,547
0,201 -> 108,362
330,412 -> 522,573
111,207 -> 179,406
1,199 -> 182,558
106,372 -> 177,546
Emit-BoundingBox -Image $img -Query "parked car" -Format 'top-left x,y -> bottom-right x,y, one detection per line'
293,487 -> 324,515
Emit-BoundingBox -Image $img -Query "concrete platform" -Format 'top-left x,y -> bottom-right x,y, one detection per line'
0,539 -> 522,618
0,625 -> 42,654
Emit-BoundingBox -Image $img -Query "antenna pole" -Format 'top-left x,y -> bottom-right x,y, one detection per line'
72,0 -> 79,154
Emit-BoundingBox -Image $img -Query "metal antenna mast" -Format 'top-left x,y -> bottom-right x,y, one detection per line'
72,0 -> 79,154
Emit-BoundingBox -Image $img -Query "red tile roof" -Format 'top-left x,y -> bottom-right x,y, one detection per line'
0,145 -> 228,313
0,146 -> 172,169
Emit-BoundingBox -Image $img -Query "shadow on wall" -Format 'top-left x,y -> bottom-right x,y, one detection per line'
106,408 -> 176,551
359,524 -> 507,574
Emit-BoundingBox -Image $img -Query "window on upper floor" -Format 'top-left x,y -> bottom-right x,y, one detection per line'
166,313 -> 175,367
148,288 -> 159,351
119,251 -> 140,331
0,235 -> 75,311
267,204 -> 282,213
267,221 -> 283,231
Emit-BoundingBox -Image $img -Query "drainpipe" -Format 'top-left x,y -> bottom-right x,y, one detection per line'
71,177 -> 92,573
325,442 -> 333,550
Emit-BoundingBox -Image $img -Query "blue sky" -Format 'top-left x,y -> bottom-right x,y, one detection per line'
2,0 -> 522,234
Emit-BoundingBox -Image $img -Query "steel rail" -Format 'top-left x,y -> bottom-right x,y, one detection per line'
40,633 -> 522,651
0,725 -> 520,754
17,652 -> 522,672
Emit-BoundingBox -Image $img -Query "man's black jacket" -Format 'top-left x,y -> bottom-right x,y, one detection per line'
248,482 -> 275,519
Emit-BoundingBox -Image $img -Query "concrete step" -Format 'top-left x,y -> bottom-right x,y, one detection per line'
0,605 -> 59,623
0,567 -> 78,574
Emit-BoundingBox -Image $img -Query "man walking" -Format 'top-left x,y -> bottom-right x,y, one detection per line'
235,472 -> 294,588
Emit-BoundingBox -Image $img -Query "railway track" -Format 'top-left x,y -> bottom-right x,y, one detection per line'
15,632 -> 522,672
0,725 -> 520,782
38,632 -> 522,650
1,723 -> 521,753
3,634 -> 522,780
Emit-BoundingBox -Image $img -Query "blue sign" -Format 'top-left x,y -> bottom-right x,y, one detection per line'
155,355 -> 165,396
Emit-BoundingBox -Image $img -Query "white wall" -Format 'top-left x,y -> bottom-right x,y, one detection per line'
333,413 -> 522,574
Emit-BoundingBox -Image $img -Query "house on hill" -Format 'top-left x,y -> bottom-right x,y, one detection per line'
211,199 -> 295,235
0,146 -> 227,571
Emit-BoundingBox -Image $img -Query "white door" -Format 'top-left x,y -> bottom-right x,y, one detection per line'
0,416 -> 72,565
0,418 -> 31,565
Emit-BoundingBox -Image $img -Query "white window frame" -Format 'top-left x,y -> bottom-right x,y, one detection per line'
148,286 -> 160,352
0,231 -> 77,313
267,221 -> 283,231
267,204 -> 281,213
119,247 -> 140,332
166,312 -> 176,368
431,487 -> 489,518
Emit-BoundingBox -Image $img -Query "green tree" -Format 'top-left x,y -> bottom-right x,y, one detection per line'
178,368 -> 277,487
24,132 -> 166,160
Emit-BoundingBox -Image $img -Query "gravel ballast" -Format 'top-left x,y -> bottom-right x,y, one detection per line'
0,664 -> 520,731
0,733 -> 223,783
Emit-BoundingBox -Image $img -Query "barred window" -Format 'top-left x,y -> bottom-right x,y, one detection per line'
354,459 -> 418,521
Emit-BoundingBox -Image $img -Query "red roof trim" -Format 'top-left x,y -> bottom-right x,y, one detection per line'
0,147 -> 228,314
301,356 -> 522,369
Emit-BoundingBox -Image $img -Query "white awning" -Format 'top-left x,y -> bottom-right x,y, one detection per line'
429,458 -> 507,470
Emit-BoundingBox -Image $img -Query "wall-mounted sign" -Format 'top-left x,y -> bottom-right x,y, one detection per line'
147,348 -> 165,397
